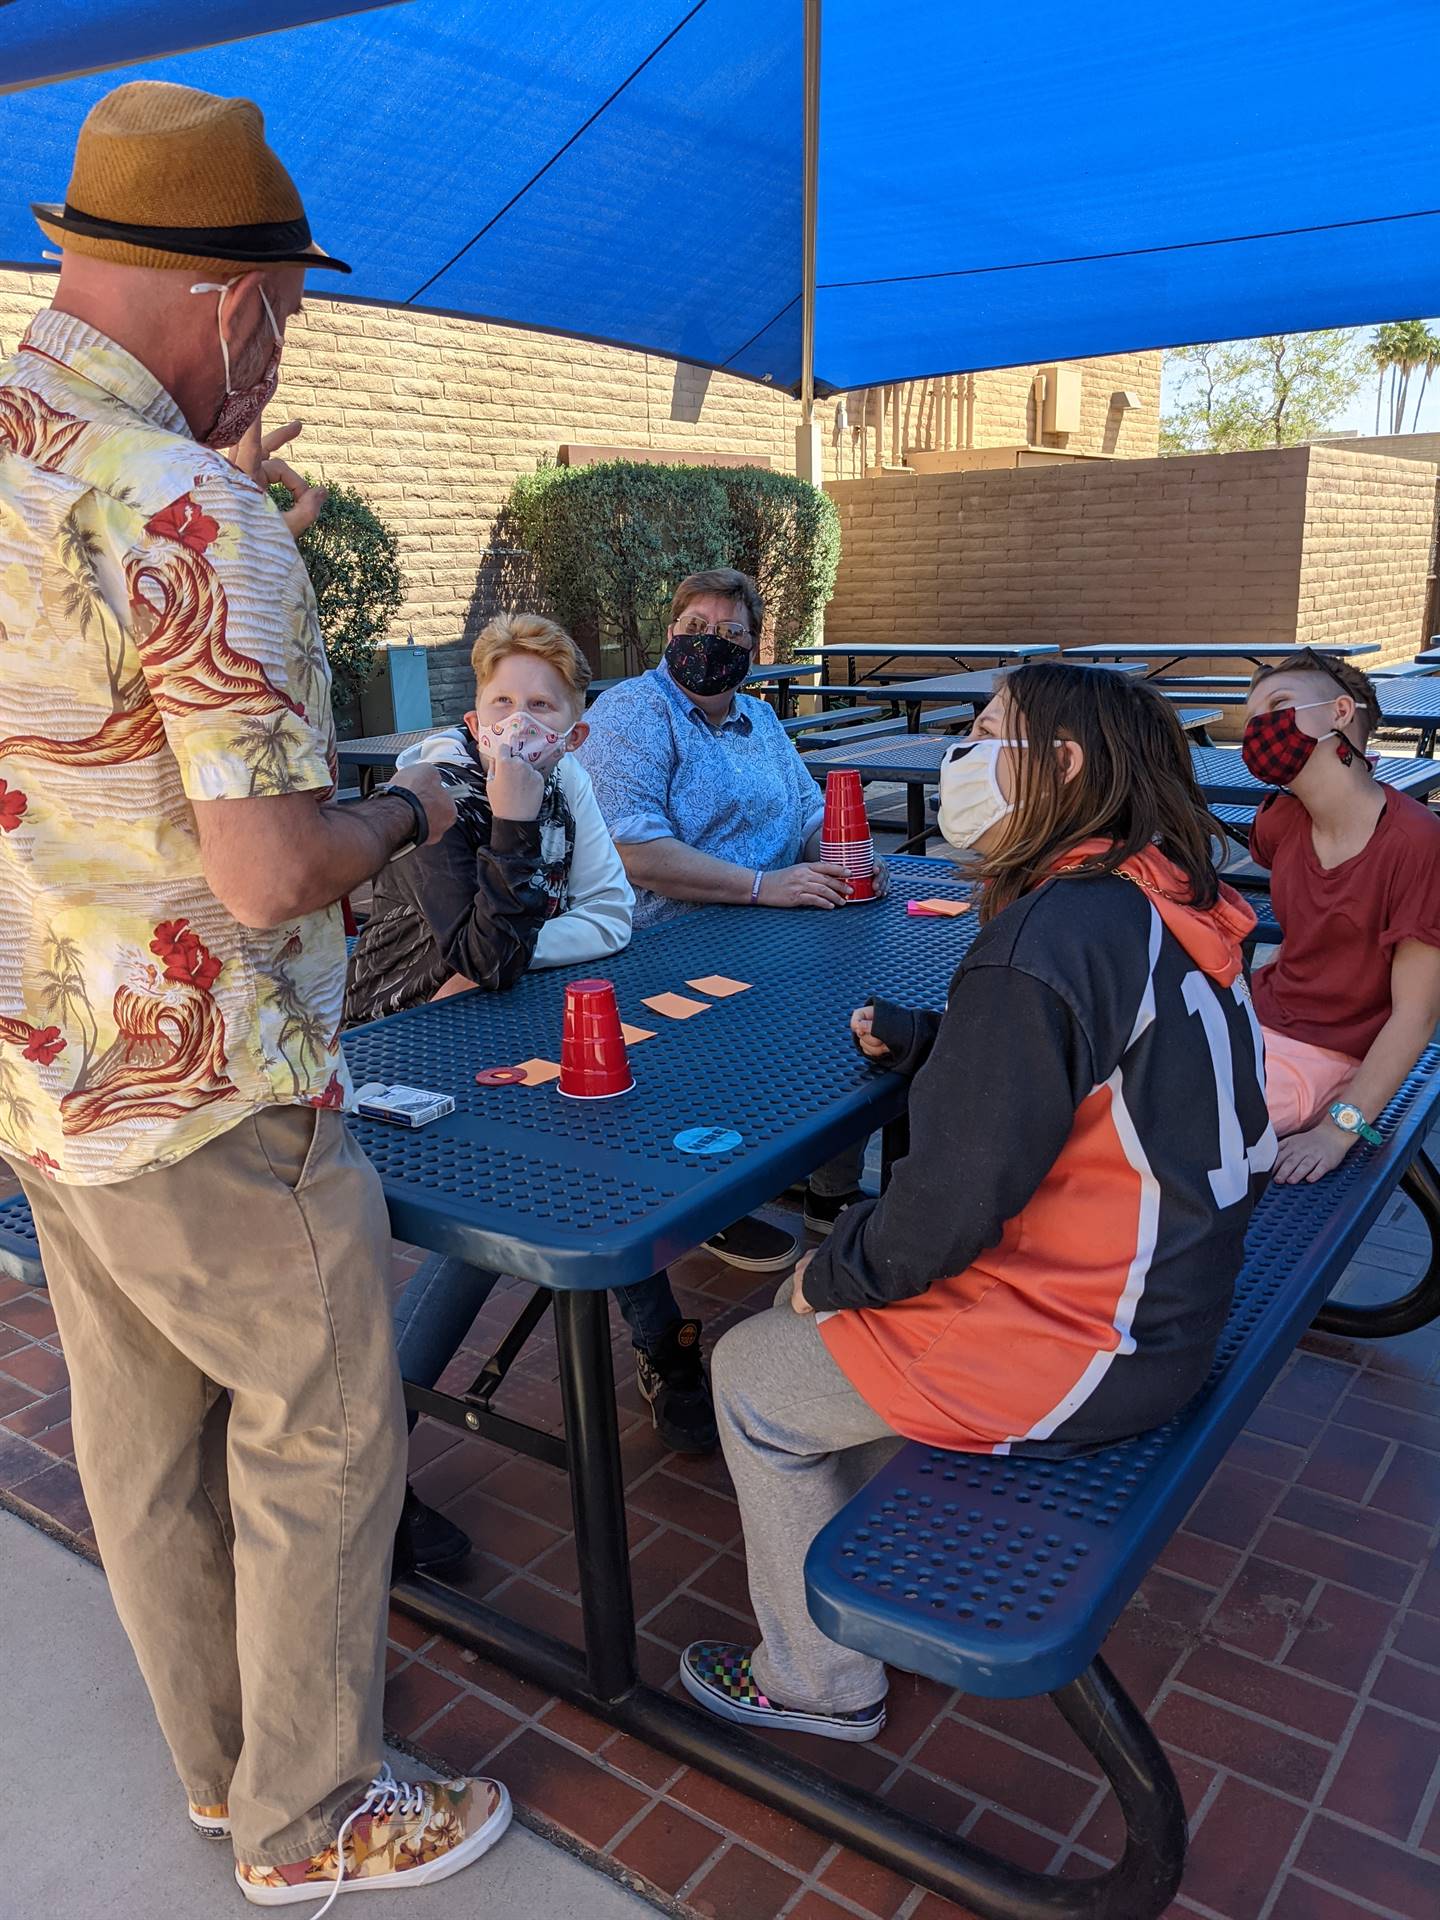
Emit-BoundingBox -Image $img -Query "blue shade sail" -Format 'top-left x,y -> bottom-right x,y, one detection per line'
1,0 -> 1436,392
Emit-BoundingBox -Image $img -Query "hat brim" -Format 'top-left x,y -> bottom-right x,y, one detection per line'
32,203 -> 351,272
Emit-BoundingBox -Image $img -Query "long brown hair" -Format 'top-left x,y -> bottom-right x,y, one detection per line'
976,663 -> 1222,921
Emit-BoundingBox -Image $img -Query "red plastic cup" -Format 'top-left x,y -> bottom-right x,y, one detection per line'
558,978 -> 634,1099
820,768 -> 877,903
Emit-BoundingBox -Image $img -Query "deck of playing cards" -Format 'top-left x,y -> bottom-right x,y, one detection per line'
352,1082 -> 455,1127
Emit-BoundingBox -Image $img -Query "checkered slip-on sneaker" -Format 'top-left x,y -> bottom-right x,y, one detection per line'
680,1641 -> 885,1743
236,1767 -> 511,1912
188,1799 -> 232,1839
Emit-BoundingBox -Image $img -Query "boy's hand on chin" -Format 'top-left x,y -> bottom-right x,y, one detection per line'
1272,1122 -> 1353,1185
486,750 -> 545,821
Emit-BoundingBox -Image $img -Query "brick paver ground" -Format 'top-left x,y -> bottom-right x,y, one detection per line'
2,1174 -> 1438,1920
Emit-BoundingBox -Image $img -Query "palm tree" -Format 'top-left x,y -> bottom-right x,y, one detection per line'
234,716 -> 302,796
1374,320 -> 1437,432
37,932 -> 97,1080
1410,327 -> 1440,431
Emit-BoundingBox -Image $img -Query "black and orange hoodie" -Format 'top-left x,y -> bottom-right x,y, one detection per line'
808,847 -> 1278,1456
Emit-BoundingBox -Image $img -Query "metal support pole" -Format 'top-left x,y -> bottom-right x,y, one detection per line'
795,0 -> 822,483
551,1288 -> 638,1702
1313,1148 -> 1440,1338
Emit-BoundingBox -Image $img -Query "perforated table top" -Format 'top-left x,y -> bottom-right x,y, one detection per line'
336,731 -> 430,768
342,856 -> 980,1289
805,1045 -> 1440,1698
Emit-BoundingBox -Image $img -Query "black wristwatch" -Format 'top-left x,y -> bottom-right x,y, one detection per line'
374,782 -> 428,859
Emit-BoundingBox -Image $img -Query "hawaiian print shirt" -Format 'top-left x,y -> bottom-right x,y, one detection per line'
0,311 -> 350,1184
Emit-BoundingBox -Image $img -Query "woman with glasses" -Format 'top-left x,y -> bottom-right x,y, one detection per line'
678,663 -> 1275,1744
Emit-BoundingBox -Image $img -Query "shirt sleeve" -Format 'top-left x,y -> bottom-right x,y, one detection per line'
389,814 -> 548,990
577,692 -> 680,846
532,761 -> 636,968
802,966 -> 1094,1314
1381,815 -> 1440,956
112,466 -> 336,802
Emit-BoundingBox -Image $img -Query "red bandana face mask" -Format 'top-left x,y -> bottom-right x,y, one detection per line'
1241,699 -> 1357,788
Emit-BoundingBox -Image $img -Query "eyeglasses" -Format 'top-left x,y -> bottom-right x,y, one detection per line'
673,618 -> 753,644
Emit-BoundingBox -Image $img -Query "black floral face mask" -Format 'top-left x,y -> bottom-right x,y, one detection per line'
664,629 -> 752,696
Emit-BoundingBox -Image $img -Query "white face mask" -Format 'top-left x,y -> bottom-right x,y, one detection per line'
472,709 -> 576,772
938,738 -> 1027,852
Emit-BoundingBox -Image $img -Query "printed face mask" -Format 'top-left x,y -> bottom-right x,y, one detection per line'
472,710 -> 575,771
664,629 -> 752,696
1240,699 -> 1355,788
192,280 -> 283,450
938,738 -> 1026,851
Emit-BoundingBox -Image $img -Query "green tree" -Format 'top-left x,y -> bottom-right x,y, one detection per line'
1372,319 -> 1440,433
1161,330 -> 1367,453
268,481 -> 405,711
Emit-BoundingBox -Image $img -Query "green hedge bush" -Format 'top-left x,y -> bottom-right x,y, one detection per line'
506,460 -> 840,674
269,480 -> 405,710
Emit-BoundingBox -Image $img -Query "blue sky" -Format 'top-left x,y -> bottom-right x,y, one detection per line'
1160,320 -> 1440,439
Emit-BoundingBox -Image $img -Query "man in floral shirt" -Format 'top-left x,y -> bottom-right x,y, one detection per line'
0,82 -> 515,1905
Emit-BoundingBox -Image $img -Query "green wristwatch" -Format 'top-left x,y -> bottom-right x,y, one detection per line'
1329,1100 -> 1382,1148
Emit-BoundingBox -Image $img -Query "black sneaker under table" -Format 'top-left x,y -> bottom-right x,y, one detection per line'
394,1484 -> 473,1577
703,1214 -> 800,1272
803,1185 -> 865,1236
635,1318 -> 719,1454
680,1641 -> 885,1743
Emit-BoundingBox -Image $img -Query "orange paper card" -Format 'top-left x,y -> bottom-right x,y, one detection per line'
514,1057 -> 562,1086
907,898 -> 970,918
619,1023 -> 657,1046
686,975 -> 752,998
641,992 -> 711,1020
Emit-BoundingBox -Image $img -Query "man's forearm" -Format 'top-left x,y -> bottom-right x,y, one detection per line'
618,836 -> 755,905
1343,1010 -> 1437,1125
197,790 -> 419,927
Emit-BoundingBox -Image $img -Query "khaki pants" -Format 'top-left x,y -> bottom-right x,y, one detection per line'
9,1106 -> 407,1865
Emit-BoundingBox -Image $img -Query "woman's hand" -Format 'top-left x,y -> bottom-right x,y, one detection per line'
790,1249 -> 816,1314
758,863 -> 852,909
485,749 -> 545,822
850,1004 -> 891,1060
1271,1121 -> 1354,1185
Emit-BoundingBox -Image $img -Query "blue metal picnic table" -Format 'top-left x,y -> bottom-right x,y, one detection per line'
343,854 -> 1088,1908
1063,641 -> 1380,672
806,640 -> 1059,686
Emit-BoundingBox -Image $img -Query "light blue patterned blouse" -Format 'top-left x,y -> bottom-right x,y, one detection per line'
578,665 -> 826,929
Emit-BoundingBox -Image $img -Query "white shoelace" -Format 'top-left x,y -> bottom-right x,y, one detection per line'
303,1765 -> 430,1918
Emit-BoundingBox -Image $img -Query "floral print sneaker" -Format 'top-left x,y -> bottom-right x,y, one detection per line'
680,1641 -> 885,1744
235,1766 -> 511,1913
187,1798 -> 231,1839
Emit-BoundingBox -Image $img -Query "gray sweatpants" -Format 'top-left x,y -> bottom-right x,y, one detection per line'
712,1280 -> 902,1714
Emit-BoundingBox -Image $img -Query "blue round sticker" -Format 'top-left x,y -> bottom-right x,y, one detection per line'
674,1126 -> 744,1155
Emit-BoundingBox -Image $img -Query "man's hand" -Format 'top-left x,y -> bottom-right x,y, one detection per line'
758,862 -> 852,909
850,1004 -> 891,1060
485,750 -> 545,822
1272,1120 -> 1354,1186
385,763 -> 458,846
791,1248 -> 817,1314
231,417 -> 328,537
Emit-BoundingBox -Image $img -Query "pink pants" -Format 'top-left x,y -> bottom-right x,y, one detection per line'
1263,1026 -> 1359,1136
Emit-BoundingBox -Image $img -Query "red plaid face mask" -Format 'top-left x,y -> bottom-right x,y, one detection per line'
1241,699 -> 1356,788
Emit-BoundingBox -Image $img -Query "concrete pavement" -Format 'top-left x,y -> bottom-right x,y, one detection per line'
0,1507 -> 652,1920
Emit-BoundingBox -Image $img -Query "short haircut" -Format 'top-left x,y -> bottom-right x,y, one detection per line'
670,568 -> 764,636
470,612 -> 592,714
1248,647 -> 1381,744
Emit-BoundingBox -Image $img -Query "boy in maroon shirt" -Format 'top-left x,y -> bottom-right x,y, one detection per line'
1242,650 -> 1440,1184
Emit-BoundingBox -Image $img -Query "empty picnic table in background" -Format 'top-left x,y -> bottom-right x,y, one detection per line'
806,640 -> 1060,685
1062,641 -> 1381,674
803,735 -> 1440,851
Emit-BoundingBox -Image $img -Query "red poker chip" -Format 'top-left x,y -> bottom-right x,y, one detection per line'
475,1065 -> 527,1087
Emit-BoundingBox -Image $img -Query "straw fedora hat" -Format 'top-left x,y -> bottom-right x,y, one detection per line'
31,80 -> 350,275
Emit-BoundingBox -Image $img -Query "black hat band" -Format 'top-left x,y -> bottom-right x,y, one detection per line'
41,200 -> 323,264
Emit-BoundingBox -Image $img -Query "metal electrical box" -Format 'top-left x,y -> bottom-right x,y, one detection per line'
1041,365 -> 1083,437
359,636 -> 433,736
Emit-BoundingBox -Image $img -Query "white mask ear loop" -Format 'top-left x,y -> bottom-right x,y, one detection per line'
190,280 -> 236,391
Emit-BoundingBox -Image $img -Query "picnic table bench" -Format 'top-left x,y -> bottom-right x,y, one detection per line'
806,1046 -> 1440,1916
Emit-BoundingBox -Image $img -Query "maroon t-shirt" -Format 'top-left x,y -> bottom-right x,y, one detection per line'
1250,789 -> 1440,1059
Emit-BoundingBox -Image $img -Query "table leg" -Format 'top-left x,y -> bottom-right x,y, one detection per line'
906,783 -> 928,852
552,1289 -> 639,1703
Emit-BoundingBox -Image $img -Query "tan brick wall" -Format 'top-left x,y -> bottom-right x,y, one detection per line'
828,448 -> 1310,652
1295,448 -> 1438,666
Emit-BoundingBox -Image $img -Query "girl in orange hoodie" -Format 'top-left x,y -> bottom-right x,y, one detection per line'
682,663 -> 1276,1743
